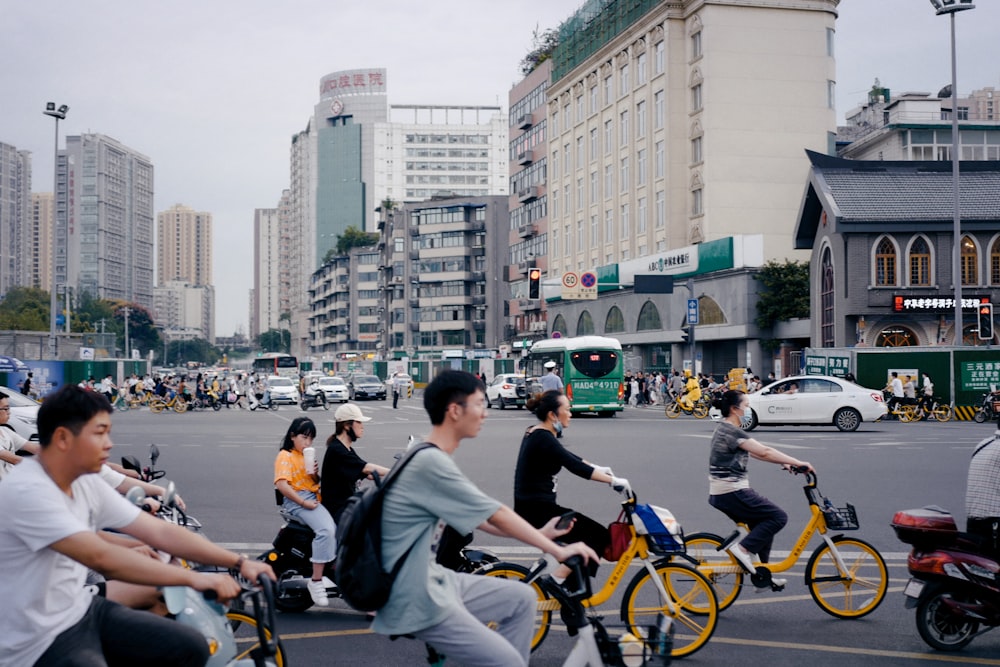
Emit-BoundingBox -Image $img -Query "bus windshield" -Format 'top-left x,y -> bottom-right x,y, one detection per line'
569,350 -> 619,379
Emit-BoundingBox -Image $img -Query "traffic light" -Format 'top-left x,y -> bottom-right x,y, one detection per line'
978,303 -> 994,341
680,327 -> 690,344
528,268 -> 541,299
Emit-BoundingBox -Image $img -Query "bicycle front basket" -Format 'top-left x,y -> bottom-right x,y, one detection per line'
823,503 -> 860,531
633,504 -> 685,554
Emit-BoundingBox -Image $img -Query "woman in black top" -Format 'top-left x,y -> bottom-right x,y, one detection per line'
320,403 -> 389,522
514,390 -> 631,559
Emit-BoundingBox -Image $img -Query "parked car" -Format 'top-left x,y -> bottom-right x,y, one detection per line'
2,389 -> 39,442
485,373 -> 528,410
743,375 -> 886,432
266,376 -> 300,405
317,376 -> 349,403
347,374 -> 386,401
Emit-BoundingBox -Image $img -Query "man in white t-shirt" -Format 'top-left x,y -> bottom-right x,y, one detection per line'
0,385 -> 274,667
0,390 -> 37,480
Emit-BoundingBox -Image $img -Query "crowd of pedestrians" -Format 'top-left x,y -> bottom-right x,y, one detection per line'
622,368 -> 773,408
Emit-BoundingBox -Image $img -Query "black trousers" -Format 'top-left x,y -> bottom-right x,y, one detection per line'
514,499 -> 610,559
33,596 -> 209,667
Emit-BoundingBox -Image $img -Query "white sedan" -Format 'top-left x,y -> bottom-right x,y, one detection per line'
3,390 -> 39,442
485,374 -> 528,409
317,376 -> 349,403
744,375 -> 886,432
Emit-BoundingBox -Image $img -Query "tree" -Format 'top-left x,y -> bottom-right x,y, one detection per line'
258,328 -> 290,354
0,287 -> 50,330
519,26 -> 559,76
335,225 -> 379,256
753,259 -> 811,330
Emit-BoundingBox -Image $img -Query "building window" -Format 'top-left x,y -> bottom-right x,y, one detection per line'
551,110 -> 558,136
828,80 -> 836,110
991,236 -> 1000,284
577,220 -> 584,252
619,63 -> 629,97
605,306 -> 625,333
621,204 -> 629,239
589,128 -> 597,161
655,190 -> 665,228
589,86 -> 598,114
637,52 -> 647,85
576,95 -> 583,121
876,325 -> 918,347
637,196 -> 647,234
637,149 -> 647,186
874,236 -> 897,286
577,310 -> 594,336
620,157 -> 629,192
961,235 -> 978,285
590,171 -> 598,203
691,83 -> 702,112
620,110 -> 629,146
576,136 -> 584,168
551,190 -> 559,219
605,208 -> 613,241
691,188 -> 703,216
552,228 -> 559,258
564,224 -> 571,257
691,31 -> 702,60
603,75 -> 612,105
637,301 -> 662,330
591,214 -> 598,246
654,41 -> 664,74
576,177 -> 584,210
655,141 -> 664,179
908,236 -> 931,286
636,100 -> 646,138
821,247 -> 835,347
551,150 -> 559,180
604,119 -> 613,154
604,164 -> 613,198
691,136 -> 702,164
654,90 -> 664,129
826,27 -> 835,57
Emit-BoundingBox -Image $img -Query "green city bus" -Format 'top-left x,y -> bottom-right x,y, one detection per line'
526,336 -> 625,416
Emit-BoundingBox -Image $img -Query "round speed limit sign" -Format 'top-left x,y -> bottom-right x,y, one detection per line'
562,272 -> 579,288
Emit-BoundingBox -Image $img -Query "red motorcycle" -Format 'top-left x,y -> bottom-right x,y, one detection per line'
892,506 -> 1000,651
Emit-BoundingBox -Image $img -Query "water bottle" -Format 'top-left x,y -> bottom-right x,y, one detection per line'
649,612 -> 673,662
303,446 -> 316,475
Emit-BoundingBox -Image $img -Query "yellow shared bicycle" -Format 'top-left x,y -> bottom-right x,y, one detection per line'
684,468 -> 888,619
477,491 -> 718,659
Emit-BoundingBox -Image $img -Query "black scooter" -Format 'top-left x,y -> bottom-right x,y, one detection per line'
893,505 -> 1000,651
299,389 -> 328,411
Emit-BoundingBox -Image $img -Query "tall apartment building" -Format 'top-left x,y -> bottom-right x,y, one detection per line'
309,195 -> 509,358
152,280 -> 215,343
31,193 -> 53,292
252,206 -> 282,341
0,142 -> 32,295
288,69 -> 509,358
61,133 -> 154,308
506,60 -> 552,345
156,204 -> 213,287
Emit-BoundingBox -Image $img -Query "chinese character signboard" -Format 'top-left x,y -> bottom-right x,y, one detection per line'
893,295 -> 988,312
805,355 -> 827,375
960,361 -> 1000,392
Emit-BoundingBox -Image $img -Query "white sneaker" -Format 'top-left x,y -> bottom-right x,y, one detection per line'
308,579 -> 330,607
726,544 -> 757,574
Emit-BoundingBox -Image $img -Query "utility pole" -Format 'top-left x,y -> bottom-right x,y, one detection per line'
121,306 -> 131,360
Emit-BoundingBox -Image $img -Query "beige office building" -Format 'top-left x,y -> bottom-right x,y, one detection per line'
546,0 -> 837,278
157,204 -> 213,287
31,193 -> 54,292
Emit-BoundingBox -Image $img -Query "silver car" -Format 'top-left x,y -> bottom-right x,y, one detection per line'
2,390 -> 39,442
317,376 -> 349,403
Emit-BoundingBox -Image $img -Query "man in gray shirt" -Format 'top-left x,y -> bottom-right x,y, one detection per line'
539,361 -> 564,392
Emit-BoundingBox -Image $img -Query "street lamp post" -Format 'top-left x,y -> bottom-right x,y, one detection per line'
930,0 -> 974,345
43,102 -> 69,359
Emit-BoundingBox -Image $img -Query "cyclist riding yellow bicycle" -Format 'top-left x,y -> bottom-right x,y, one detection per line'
678,370 -> 701,412
707,389 -> 813,591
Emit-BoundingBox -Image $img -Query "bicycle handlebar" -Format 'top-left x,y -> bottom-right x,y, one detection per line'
785,465 -> 817,487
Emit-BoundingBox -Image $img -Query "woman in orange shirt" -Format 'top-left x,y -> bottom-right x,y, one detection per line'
274,417 -> 337,607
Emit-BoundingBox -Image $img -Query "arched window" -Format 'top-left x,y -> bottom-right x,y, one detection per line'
576,311 -> 594,336
874,236 -> 897,286
551,314 -> 568,337
991,236 -> 1000,285
875,325 -> 918,347
961,235 -> 979,286
604,306 -> 625,333
697,296 -> 725,325
908,236 -> 931,286
821,247 -> 834,347
637,301 -> 662,330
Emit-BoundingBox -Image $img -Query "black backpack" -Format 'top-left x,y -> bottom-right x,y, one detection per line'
334,442 -> 436,612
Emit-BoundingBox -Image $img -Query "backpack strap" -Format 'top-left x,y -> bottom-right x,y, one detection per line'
377,441 -> 439,575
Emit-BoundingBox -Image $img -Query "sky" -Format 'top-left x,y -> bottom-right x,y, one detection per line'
3,0 -> 999,338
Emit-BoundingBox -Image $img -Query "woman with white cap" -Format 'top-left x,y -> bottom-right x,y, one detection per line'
320,403 -> 390,523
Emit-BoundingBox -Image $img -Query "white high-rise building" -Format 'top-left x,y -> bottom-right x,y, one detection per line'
252,206 -> 282,340
0,142 -> 32,294
61,133 -> 154,308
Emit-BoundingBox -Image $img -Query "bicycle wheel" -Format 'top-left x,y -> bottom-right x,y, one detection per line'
898,406 -> 916,423
173,400 -> 188,413
149,400 -> 165,414
683,532 -> 743,611
226,611 -> 285,666
665,402 -> 681,419
477,561 -> 552,651
620,560 -> 718,658
693,403 -> 710,419
932,403 -> 953,423
114,398 -> 129,412
805,536 -> 887,619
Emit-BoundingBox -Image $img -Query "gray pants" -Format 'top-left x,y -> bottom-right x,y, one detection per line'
414,571 -> 536,667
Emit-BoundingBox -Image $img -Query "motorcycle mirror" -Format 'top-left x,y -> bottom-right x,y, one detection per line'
121,455 -> 142,473
149,443 -> 160,464
124,487 -> 146,506
162,481 -> 177,507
